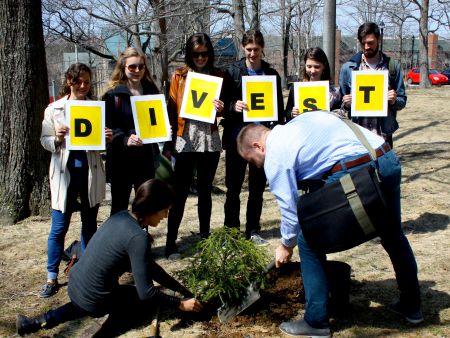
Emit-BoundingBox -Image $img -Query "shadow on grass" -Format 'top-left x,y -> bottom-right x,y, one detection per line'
402,212 -> 449,234
332,278 -> 450,334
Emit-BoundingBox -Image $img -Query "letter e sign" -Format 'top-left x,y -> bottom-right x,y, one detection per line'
242,75 -> 278,122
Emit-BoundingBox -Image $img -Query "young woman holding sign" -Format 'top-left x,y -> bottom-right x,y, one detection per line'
39,63 -> 112,298
164,33 -> 227,258
285,47 -> 342,121
221,30 -> 284,246
103,47 -> 160,216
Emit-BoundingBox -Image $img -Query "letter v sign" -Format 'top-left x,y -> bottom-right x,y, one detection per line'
191,90 -> 208,108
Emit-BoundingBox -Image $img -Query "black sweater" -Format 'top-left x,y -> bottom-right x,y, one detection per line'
68,211 -> 191,314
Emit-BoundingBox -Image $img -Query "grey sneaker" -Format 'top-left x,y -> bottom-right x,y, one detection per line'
389,301 -> 424,324
279,319 -> 331,337
39,281 -> 59,298
250,234 -> 269,246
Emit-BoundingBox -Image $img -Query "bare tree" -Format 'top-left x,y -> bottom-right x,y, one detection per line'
0,0 -> 51,223
412,0 -> 431,87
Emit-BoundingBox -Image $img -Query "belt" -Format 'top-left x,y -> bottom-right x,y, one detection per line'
331,143 -> 391,174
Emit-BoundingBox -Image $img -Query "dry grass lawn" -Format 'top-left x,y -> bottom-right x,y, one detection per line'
0,86 -> 449,337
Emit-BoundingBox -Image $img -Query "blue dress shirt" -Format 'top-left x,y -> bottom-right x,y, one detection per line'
264,111 -> 385,247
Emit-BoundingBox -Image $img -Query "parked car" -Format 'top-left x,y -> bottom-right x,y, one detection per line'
406,68 -> 448,85
440,69 -> 450,83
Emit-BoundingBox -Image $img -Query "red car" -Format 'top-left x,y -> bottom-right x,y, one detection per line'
406,68 -> 448,85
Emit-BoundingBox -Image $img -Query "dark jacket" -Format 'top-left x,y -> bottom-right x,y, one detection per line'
338,51 -> 406,135
103,82 -> 160,175
221,58 -> 285,149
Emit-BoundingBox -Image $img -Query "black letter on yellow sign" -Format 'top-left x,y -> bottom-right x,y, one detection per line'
359,86 -> 375,103
74,119 -> 92,137
149,108 -> 157,125
250,93 -> 264,110
191,90 -> 208,108
303,98 -> 318,112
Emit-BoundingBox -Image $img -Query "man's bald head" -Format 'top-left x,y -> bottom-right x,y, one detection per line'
236,124 -> 270,168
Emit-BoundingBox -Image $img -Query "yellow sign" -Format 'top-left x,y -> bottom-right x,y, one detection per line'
131,94 -> 171,143
351,71 -> 388,117
179,72 -> 223,123
242,75 -> 278,122
294,81 -> 329,113
65,100 -> 105,150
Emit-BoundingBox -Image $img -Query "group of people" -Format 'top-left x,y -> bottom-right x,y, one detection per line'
16,21 -> 421,337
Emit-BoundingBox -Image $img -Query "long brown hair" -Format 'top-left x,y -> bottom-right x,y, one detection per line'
104,47 -> 158,92
302,47 -> 331,82
60,63 -> 93,98
185,33 -> 215,71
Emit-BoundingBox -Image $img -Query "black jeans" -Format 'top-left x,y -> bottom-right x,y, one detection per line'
44,285 -> 156,336
110,165 -> 155,216
224,143 -> 266,239
166,151 -> 220,246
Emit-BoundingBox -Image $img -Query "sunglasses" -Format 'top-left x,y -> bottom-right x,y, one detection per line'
192,51 -> 209,58
126,64 -> 145,71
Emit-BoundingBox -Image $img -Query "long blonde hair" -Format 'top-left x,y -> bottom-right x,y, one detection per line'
104,47 -> 158,92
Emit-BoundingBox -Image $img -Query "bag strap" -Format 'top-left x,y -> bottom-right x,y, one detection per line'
331,113 -> 377,161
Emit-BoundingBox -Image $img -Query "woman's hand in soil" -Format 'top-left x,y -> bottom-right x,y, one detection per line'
179,298 -> 203,312
275,244 -> 293,268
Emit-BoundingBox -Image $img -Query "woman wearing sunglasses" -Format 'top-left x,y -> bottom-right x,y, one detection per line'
103,47 -> 160,215
285,47 -> 342,120
164,33 -> 227,258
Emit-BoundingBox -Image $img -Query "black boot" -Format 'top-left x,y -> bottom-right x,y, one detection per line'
16,314 -> 47,336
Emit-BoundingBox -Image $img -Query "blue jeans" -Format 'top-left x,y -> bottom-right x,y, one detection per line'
47,168 -> 99,280
298,150 -> 420,328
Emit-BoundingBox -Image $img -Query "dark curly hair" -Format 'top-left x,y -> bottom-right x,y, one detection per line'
61,63 -> 93,98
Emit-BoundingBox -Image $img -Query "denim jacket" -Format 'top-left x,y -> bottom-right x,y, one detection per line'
339,51 -> 406,135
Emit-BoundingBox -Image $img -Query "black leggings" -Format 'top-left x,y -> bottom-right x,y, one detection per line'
166,151 -> 220,244
44,285 -> 156,334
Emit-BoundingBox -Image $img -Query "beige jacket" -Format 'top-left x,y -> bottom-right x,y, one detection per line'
40,96 -> 106,213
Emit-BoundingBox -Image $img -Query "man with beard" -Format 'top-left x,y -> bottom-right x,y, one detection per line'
339,22 -> 406,148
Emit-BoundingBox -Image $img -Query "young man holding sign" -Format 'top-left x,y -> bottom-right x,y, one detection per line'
339,22 -> 406,148
222,30 -> 284,245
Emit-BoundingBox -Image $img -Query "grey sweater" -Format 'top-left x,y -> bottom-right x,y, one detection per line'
68,211 -> 191,314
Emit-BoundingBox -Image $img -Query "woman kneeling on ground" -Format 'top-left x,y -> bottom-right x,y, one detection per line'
17,179 -> 203,337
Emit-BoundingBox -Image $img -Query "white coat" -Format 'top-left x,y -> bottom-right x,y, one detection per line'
40,96 -> 106,213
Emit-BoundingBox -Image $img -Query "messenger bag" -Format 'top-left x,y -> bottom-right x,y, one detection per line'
298,115 -> 395,254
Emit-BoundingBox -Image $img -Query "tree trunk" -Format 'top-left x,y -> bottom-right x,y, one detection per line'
0,0 -> 51,224
232,0 -> 245,58
250,0 -> 260,31
282,0 -> 293,88
418,0 -> 431,88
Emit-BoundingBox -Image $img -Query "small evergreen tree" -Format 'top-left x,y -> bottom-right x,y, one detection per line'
178,227 -> 270,306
